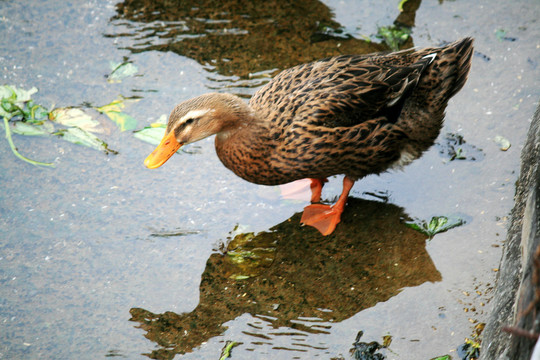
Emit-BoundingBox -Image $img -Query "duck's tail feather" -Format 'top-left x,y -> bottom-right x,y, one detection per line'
417,37 -> 474,108
397,38 -> 474,146
440,37 -> 474,99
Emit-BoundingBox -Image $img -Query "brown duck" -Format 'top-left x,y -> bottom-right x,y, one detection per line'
145,37 -> 474,236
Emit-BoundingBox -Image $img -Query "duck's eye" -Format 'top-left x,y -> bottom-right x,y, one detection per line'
185,118 -> 194,125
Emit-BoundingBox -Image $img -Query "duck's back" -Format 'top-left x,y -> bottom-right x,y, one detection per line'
235,38 -> 474,184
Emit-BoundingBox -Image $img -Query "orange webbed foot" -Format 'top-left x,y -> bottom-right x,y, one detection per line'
301,204 -> 344,236
300,176 -> 355,236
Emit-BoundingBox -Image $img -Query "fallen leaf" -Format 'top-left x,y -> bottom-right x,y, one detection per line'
96,99 -> 137,131
107,61 -> 138,83
50,108 -> 101,133
437,132 -> 485,162
219,341 -> 241,360
0,85 -> 37,102
10,121 -> 50,136
0,85 -> 42,122
0,85 -> 55,166
133,125 -> 166,145
54,127 -> 117,154
1,117 -> 54,167
405,215 -> 466,238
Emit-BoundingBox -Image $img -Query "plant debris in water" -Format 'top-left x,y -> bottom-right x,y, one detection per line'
493,135 -> 511,151
219,341 -> 241,360
96,97 -> 138,131
398,0 -> 410,12
50,108 -> 117,154
133,115 -> 167,145
437,133 -> 484,162
148,226 -> 202,238
494,29 -> 517,42
350,331 -> 388,360
107,61 -> 138,83
405,215 -> 466,238
0,85 -> 121,166
0,85 -> 54,166
312,23 -> 353,43
50,108 -> 100,132
375,25 -> 410,51
53,127 -> 117,154
457,322 -> 484,360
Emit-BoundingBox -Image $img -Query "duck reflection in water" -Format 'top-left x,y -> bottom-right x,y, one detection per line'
130,198 -> 441,358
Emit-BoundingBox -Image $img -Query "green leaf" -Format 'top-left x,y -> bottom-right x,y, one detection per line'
219,341 -> 240,360
376,25 -> 411,51
31,106 -> 50,122
405,215 -> 465,238
22,101 -> 50,123
133,125 -> 166,145
50,108 -> 101,132
1,85 -> 123,165
10,121 -> 50,136
96,99 -> 137,131
0,85 -> 37,105
2,116 -> 54,167
106,111 -> 137,131
398,0 -> 409,12
430,356 -> 451,360
0,85 -> 38,120
1,98 -> 18,120
107,61 -> 138,83
428,216 -> 448,233
0,86 -> 49,124
54,127 -> 117,154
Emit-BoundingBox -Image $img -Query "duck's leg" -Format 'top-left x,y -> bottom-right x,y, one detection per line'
301,176 -> 355,236
309,178 -> 328,202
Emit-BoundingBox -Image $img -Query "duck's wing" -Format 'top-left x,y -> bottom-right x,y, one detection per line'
299,54 -> 436,128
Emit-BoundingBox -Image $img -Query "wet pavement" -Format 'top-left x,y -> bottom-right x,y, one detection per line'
0,0 -> 539,359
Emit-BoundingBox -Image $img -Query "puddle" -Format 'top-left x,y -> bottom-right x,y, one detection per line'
1,0 -> 539,359
130,198 -> 440,358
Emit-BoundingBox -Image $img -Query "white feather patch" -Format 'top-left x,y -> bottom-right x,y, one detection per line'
181,109 -> 210,123
422,53 -> 437,64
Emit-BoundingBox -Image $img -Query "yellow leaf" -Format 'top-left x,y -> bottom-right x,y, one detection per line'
96,99 -> 137,131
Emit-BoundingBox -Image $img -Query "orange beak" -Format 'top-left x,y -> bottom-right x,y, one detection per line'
144,131 -> 183,169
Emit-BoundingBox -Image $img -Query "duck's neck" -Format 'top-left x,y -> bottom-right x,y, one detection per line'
213,93 -> 263,142
213,94 -> 271,182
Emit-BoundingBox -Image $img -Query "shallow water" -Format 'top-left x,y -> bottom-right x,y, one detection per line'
0,0 -> 539,359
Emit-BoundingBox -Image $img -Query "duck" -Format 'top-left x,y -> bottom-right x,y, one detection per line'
145,37 -> 474,236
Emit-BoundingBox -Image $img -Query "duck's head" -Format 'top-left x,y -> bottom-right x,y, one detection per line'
144,93 -> 250,169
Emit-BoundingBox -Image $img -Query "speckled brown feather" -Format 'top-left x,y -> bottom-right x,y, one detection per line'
167,38 -> 474,186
